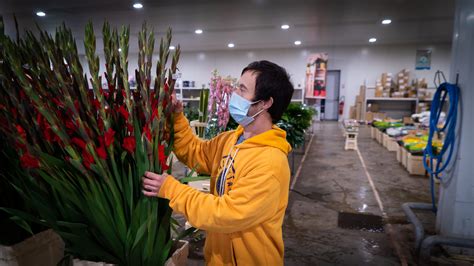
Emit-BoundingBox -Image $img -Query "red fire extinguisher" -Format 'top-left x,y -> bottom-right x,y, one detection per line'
339,96 -> 345,115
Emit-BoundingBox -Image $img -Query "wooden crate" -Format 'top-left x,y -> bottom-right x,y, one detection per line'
376,129 -> 383,144
387,138 -> 399,152
407,153 -> 427,176
401,147 -> 408,168
370,127 -> 376,139
396,144 -> 402,162
0,230 -> 64,266
382,133 -> 389,148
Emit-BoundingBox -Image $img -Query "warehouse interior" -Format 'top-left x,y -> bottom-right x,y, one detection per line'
0,0 -> 473,265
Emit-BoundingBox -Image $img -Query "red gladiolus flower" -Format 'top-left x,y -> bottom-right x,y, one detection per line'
104,128 -> 115,147
152,107 -> 159,120
122,137 -> 136,154
98,118 -> 104,132
96,146 -> 107,160
71,137 -> 87,150
143,125 -> 152,141
74,100 -> 80,110
118,105 -> 129,120
158,144 -> 169,171
92,99 -> 100,110
82,150 -> 94,169
65,120 -> 76,135
20,152 -> 40,169
126,123 -> 134,133
16,125 -> 26,139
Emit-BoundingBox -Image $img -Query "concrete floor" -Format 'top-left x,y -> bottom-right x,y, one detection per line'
283,122 -> 438,265
175,121 -> 446,265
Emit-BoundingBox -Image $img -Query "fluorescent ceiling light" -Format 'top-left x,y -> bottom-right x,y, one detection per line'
195,29 -> 203,34
169,46 -> 176,50
382,19 -> 392,25
281,24 -> 290,30
133,3 -> 143,9
294,40 -> 302,45
227,43 -> 235,48
36,11 -> 46,17
369,37 -> 377,43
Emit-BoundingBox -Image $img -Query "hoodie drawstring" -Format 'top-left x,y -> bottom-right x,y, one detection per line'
217,146 -> 240,196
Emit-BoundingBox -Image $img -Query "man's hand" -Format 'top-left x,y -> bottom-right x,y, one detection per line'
142,171 -> 169,197
171,91 -> 183,113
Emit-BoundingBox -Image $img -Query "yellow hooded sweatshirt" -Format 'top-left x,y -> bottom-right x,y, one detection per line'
158,112 -> 291,265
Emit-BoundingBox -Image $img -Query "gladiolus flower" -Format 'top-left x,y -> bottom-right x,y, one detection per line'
118,105 -> 129,120
20,152 -> 40,168
104,128 -> 115,147
96,146 -> 107,160
158,144 -> 169,171
71,137 -> 87,150
82,150 -> 94,169
16,125 -> 26,139
122,137 -> 136,154
143,125 -> 152,141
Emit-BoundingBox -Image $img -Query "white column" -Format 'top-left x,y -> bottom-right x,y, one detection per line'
436,0 -> 474,239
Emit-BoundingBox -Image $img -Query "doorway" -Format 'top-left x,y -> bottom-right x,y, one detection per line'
324,70 -> 341,121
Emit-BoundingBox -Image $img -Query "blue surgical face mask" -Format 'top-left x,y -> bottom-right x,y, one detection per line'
229,93 -> 265,127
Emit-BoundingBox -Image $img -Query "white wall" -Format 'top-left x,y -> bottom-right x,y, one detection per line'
80,42 -> 451,118
174,43 -> 451,118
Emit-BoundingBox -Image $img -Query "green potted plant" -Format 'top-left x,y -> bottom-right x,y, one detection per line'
0,17 -> 190,265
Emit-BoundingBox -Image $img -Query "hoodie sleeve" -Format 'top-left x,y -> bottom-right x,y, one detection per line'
158,162 -> 281,233
172,112 -> 227,174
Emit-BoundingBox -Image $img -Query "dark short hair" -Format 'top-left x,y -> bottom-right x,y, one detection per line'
241,60 -> 294,123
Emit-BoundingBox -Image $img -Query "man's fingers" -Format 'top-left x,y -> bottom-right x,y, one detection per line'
143,184 -> 157,192
142,177 -> 159,187
142,190 -> 157,197
144,171 -> 160,179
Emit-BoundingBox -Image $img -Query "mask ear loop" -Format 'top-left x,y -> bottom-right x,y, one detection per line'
250,97 -> 274,118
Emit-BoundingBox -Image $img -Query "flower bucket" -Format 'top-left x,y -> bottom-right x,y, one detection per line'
0,230 -> 64,266
72,240 -> 189,266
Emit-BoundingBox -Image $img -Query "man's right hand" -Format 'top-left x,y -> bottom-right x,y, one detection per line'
171,91 -> 184,113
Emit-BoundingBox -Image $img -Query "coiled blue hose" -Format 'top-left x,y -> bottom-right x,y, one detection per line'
423,82 -> 460,212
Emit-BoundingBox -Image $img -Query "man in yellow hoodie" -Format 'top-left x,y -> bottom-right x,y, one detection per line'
142,60 -> 294,265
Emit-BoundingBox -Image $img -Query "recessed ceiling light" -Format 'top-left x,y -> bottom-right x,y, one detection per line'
228,43 -> 235,48
294,40 -> 302,45
382,19 -> 392,25
369,37 -> 377,43
195,29 -> 203,34
281,24 -> 290,30
36,11 -> 46,17
169,46 -> 176,50
133,3 -> 143,9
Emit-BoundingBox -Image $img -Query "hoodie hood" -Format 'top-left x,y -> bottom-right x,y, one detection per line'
233,125 -> 292,155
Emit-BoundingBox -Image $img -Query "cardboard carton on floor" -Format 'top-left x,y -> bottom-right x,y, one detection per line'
359,86 -> 366,100
403,117 -> 413,124
349,106 -> 356,119
355,103 -> 362,120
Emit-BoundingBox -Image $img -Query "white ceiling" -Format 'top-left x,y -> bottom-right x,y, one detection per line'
1,0 -> 455,53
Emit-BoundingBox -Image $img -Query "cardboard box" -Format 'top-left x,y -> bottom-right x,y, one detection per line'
403,117 -> 413,124
366,112 -> 386,121
355,103 -> 362,120
356,95 -> 363,103
359,86 -> 366,99
349,106 -> 356,119
367,103 -> 380,112
375,89 -> 383,97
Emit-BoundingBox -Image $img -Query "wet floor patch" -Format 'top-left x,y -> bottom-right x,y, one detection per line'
337,211 -> 385,232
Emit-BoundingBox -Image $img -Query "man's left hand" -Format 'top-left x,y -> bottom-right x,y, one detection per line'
142,171 -> 168,197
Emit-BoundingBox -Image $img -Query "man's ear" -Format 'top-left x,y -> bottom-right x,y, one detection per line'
263,97 -> 274,110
